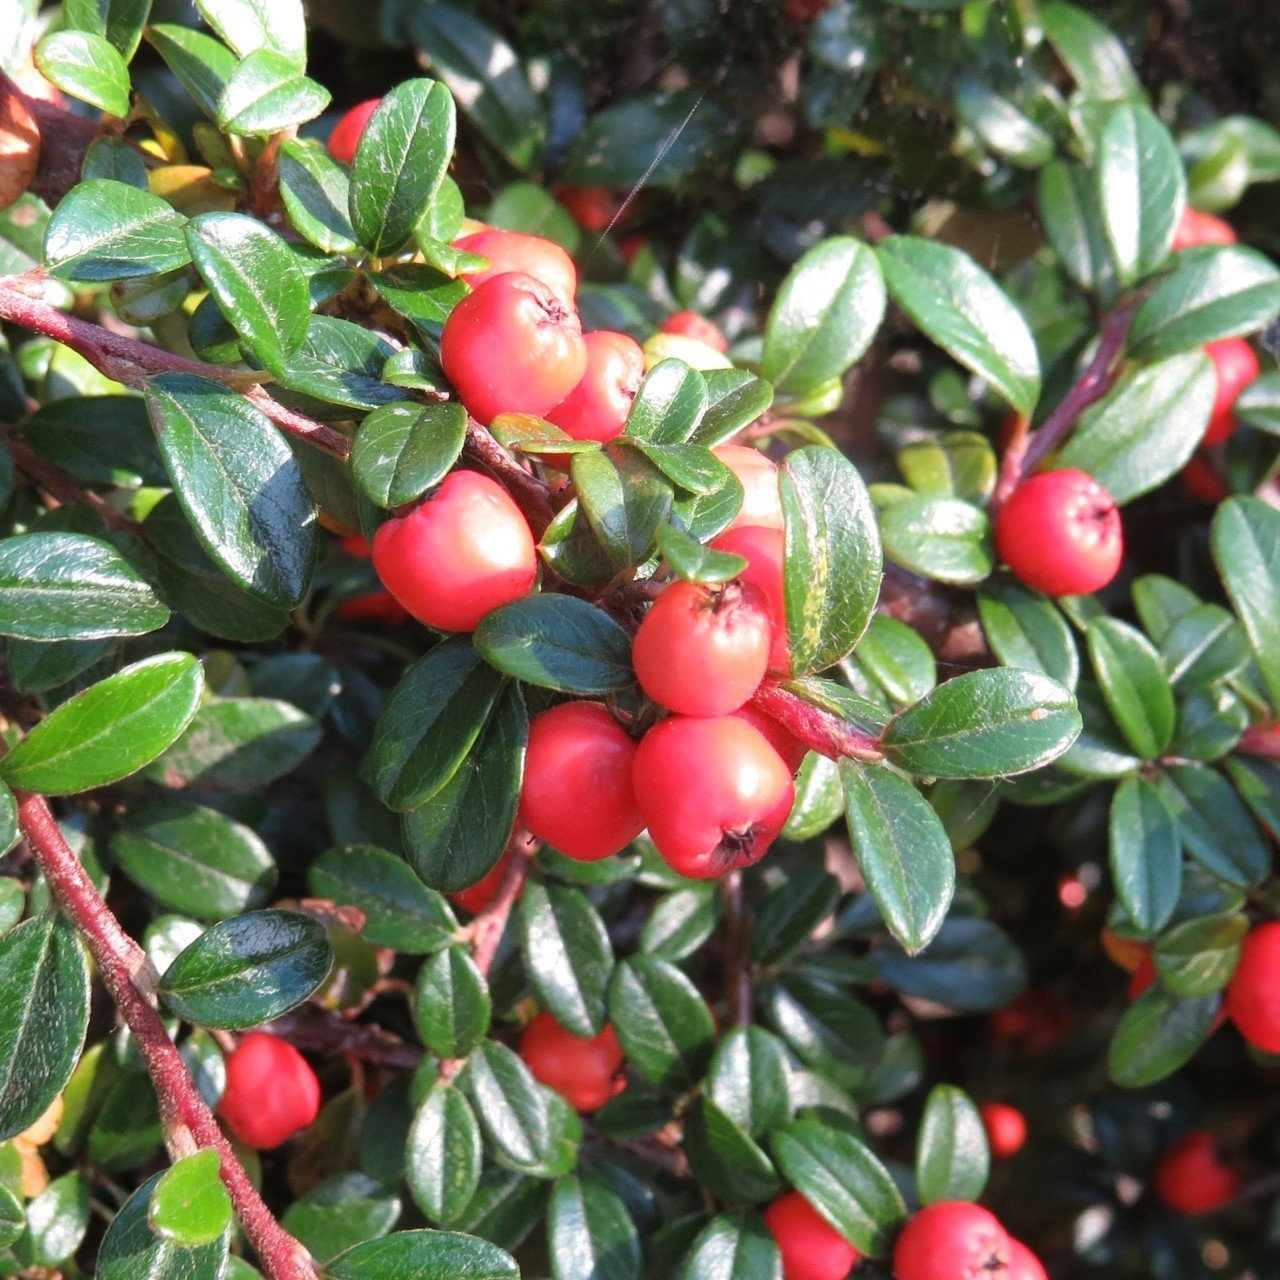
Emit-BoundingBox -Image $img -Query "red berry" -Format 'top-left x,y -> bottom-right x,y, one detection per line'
618,234 -> 647,264
733,704 -> 807,774
994,469 -> 1123,597
1155,1130 -> 1241,1214
1180,452 -> 1229,504
340,534 -> 373,559
714,445 -> 784,532
335,590 -> 408,626
987,987 -> 1075,1054
519,702 -> 645,861
979,1103 -> 1027,1159
660,310 -> 728,352
554,186 -> 622,234
450,853 -> 510,915
1172,207 -> 1237,252
327,98 -> 381,164
763,1192 -> 859,1280
893,1202 -> 1011,1280
782,0 -> 835,20
519,1012 -> 626,1111
1005,1238 -> 1049,1280
1226,921 -> 1280,1052
632,580 -> 772,717
453,229 -> 577,307
440,273 -> 587,426
218,1033 -> 321,1149
545,330 -> 645,444
709,525 -> 789,673
632,714 -> 794,879
371,471 -> 537,632
1203,337 -> 1260,446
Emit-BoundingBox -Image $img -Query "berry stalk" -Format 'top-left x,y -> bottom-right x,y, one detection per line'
15,790 -> 320,1280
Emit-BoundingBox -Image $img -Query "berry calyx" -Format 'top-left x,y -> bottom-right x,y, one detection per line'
1226,921 -> 1280,1052
452,228 -> 578,306
709,524 -> 789,673
371,471 -> 537,632
1154,1130 -> 1241,1214
546,330 -> 645,444
632,714 -> 794,879
327,98 -> 381,164
1203,337 -> 1260,446
763,1192 -> 859,1280
714,445 -> 784,532
519,702 -> 645,861
994,469 -> 1123,597
893,1201 -> 1011,1280
554,186 -> 622,234
632,579 -> 772,717
660,310 -> 728,352
1004,1237 -> 1049,1280
218,1033 -> 321,1149
979,1102 -> 1027,1159
519,1012 -> 626,1111
733,704 -> 807,774
1172,206 -> 1237,251
440,272 -> 587,426
450,853 -> 510,916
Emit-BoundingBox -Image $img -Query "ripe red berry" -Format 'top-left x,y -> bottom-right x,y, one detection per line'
450,852 -> 510,916
994,469 -> 1123,597
1005,1238 -> 1049,1280
371,471 -> 537,632
979,1102 -> 1027,1159
326,98 -> 381,164
733,704 -> 807,774
1172,206 -> 1237,252
218,1033 -> 321,1149
893,1202 -> 1010,1280
987,987 -> 1075,1054
554,186 -> 622,234
452,228 -> 577,306
335,590 -> 408,626
763,1192 -> 859,1280
632,580 -> 772,717
714,445 -> 784,532
519,1011 -> 626,1111
519,702 -> 645,861
440,273 -> 587,426
632,714 -> 794,879
1226,921 -> 1280,1052
1203,337 -> 1260,446
545,330 -> 644,444
1155,1130 -> 1241,1214
1180,452 -> 1229,504
660,310 -> 728,352
709,525 -> 789,673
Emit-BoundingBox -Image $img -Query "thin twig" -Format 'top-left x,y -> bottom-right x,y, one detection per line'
720,870 -> 753,1027
750,680 -> 885,763
6,436 -> 144,535
989,300 -> 1138,512
15,791 -> 319,1280
263,1010 -> 423,1071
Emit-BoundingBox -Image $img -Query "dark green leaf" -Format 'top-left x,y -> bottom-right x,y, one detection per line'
65,0 -> 151,59
705,1028 -> 790,1140
608,956 -> 715,1090
458,1041 -> 552,1168
281,1174 -> 401,1264
870,917 -> 1027,1012
1211,497 -> 1280,708
1037,160 -> 1115,294
0,652 -> 202,794
1158,764 -> 1269,889
23,1172 -> 91,1266
21,395 -> 165,488
1040,0 -> 1141,100
1109,775 -> 1182,934
327,1230 -> 518,1280
99,1169 -> 227,1280
1086,618 -> 1175,759
44,180 -> 189,281
626,360 -> 708,444
519,881 -> 614,1038
278,139 -> 357,253
217,48 -> 330,136
639,884 -> 720,961
763,974 -> 883,1089
145,24 -> 237,121
158,909 -> 333,1029
351,403 -> 467,509
878,495 -> 992,585
915,1085 -> 989,1205
407,1084 -> 482,1226
1108,984 -> 1220,1088
35,31 -> 130,116
572,447 -> 673,570
548,1172 -> 641,1280
977,578 -> 1078,687
655,523 -> 747,585
1154,912 -> 1247,998
691,371 -> 775,448
415,947 -> 490,1058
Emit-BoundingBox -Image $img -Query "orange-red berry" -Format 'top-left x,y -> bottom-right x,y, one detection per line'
1005,1237 -> 1049,1280
893,1202 -> 1011,1280
546,330 -> 644,444
1172,207 -> 1237,252
1203,338 -> 1260,446
519,1012 -> 626,1111
660,310 -> 728,352
1226,921 -> 1280,1053
327,98 -> 381,164
554,186 -> 622,234
732,704 -> 808,774
450,853 -> 510,916
763,1192 -> 858,1280
714,445 -> 784,532
980,1102 -> 1027,1159
218,1033 -> 321,1149
1155,1130 -> 1241,1214
709,524 -> 789,673
452,228 -> 578,306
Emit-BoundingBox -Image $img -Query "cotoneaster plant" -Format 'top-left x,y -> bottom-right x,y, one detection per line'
0,3 -> 1279,1280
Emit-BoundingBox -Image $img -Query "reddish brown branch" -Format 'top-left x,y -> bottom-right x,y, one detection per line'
751,680 -> 885,763
990,300 -> 1138,512
1240,723 -> 1280,762
263,1010 -> 423,1071
0,279 -> 353,460
15,791 -> 319,1280
463,422 -> 555,536
6,436 -> 143,534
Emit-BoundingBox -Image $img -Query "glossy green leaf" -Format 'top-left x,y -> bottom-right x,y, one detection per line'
350,80 -> 457,258
548,1172 -> 641,1280
113,800 -> 276,920
691,371 -> 775,447
869,917 -> 1027,1012
977,578 -> 1078,687
98,1168 -> 228,1280
196,0 -> 305,65
1158,764 -> 1269,889
458,1041 -> 552,1168
35,31 -> 130,116
44,179 -> 189,281
0,653 -> 202,794
763,974 -> 883,1089
1211,497 -> 1280,708
1108,984 -> 1220,1088
158,909 -> 333,1029
281,1174 -> 401,1265
626,360 -> 708,444
21,395 -> 165,488
0,533 -> 167,640
878,495 -> 992,585
1154,912 -> 1247,998
351,403 -> 466,509
217,48 -> 330,136
655,523 -> 748,584
705,1028 -> 791,1140
146,372 -> 319,609
679,1212 -> 780,1280
608,956 -> 716,1090
23,1171 -> 92,1266
1037,160 -> 1115,294
762,237 -> 885,396
1109,775 -> 1182,934
327,1230 -> 518,1280
1040,1 -> 1141,100
915,1085 -> 989,1205
415,947 -> 490,1058
519,881 -> 614,1038
186,213 -> 310,376
149,1150 -> 232,1247
1086,619 -> 1175,759
780,445 -> 881,674
0,915 -> 90,1141
277,139 -> 357,253
407,1084 -> 482,1226
876,236 -> 1040,414
572,447 -> 673,570
840,761 -> 955,953
65,0 -> 152,59
145,24 -> 238,121
474,596 -> 634,694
